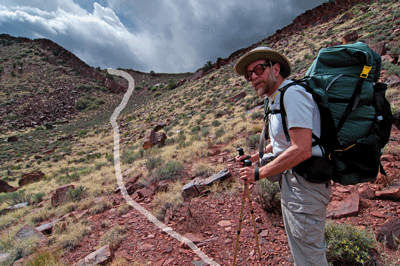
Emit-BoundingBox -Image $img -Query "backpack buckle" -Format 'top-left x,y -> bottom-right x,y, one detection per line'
360,65 -> 372,78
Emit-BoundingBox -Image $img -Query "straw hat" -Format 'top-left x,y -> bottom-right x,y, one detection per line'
234,47 -> 292,78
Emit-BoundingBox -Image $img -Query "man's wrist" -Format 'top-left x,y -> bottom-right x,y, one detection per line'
254,167 -> 260,181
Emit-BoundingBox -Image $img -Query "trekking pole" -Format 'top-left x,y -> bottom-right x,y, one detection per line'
233,148 -> 262,265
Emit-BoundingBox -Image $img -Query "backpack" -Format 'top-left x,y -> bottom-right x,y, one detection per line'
269,42 -> 394,185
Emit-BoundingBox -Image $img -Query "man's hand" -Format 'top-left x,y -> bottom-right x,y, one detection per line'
235,154 -> 250,167
239,166 -> 256,184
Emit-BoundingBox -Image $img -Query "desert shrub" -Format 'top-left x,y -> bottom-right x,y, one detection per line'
211,120 -> 221,127
255,179 -> 281,214
246,134 -> 260,150
145,156 -> 162,171
122,148 -> 143,164
382,61 -> 400,76
22,249 -> 66,266
76,84 -> 106,92
44,123 -> 53,130
201,126 -> 210,137
166,79 -> 177,90
99,225 -> 128,250
191,125 -> 201,134
325,222 -> 376,265
251,111 -> 263,120
56,172 -> 80,184
68,186 -> 88,202
31,192 -> 46,204
0,189 -> 31,206
75,95 -> 104,111
215,127 -> 225,137
152,160 -> 184,182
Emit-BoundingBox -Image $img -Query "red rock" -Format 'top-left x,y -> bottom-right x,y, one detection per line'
327,192 -> 359,218
0,179 -> 16,193
229,91 -> 246,103
51,184 -> 74,207
376,217 -> 400,249
375,187 -> 400,200
342,31 -> 358,44
18,171 -> 45,187
371,211 -> 386,218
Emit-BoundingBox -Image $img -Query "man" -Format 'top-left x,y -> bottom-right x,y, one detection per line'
234,47 -> 331,266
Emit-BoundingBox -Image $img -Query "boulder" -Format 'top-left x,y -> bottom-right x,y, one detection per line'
154,122 -> 167,132
0,179 -> 16,193
229,91 -> 246,103
15,224 -> 46,241
342,31 -> 358,44
18,171 -> 45,187
182,169 -> 231,198
7,136 -> 18,142
142,130 -> 167,150
370,42 -> 386,56
75,244 -> 113,266
51,184 -> 74,207
114,173 -> 142,195
327,192 -> 359,219
376,217 -> 400,249
375,186 -> 400,200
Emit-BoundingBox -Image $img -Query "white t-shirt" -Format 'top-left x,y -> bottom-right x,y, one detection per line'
267,80 -> 323,157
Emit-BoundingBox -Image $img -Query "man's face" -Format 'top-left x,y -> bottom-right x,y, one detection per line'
246,60 -> 277,97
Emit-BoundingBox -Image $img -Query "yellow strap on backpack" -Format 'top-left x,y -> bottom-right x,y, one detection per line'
328,144 -> 356,160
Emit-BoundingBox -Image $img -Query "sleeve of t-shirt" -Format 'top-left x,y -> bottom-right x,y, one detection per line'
283,85 -> 314,130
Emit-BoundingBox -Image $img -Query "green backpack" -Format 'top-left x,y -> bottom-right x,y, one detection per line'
275,42 -> 394,185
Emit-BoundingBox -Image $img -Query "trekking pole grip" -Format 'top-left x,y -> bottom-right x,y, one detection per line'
237,148 -> 251,165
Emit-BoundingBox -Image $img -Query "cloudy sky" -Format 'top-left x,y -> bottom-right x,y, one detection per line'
0,0 -> 327,73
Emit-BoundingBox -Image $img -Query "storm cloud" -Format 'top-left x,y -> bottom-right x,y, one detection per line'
0,0 -> 326,73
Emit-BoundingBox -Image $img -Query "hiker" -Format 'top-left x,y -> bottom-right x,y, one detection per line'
234,47 -> 331,266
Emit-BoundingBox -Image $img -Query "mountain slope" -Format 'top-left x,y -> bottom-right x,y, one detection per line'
0,0 -> 400,265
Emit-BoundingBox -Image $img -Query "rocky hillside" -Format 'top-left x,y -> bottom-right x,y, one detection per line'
0,0 -> 400,265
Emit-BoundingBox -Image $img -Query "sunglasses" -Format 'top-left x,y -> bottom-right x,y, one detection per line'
245,61 -> 274,81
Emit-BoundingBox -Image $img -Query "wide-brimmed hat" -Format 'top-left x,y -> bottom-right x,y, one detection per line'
234,46 -> 292,79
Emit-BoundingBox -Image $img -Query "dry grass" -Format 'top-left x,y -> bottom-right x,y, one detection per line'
1,0 -> 399,264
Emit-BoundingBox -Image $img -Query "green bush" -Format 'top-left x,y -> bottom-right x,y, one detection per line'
382,61 -> 400,76
57,172 -> 80,184
325,222 -> 376,265
215,127 -> 225,137
251,111 -> 263,120
32,192 -> 46,204
153,160 -> 184,181
145,157 -> 162,171
0,190 -> 31,206
246,134 -> 260,150
211,120 -> 221,127
75,95 -> 104,111
44,123 -> 53,130
255,179 -> 281,214
122,148 -> 143,164
68,186 -> 88,202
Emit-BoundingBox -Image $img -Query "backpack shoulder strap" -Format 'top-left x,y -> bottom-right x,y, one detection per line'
278,80 -> 331,156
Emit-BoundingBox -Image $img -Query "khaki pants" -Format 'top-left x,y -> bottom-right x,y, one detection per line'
280,170 -> 331,266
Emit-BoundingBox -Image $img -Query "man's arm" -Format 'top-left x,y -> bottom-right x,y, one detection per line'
239,127 -> 312,182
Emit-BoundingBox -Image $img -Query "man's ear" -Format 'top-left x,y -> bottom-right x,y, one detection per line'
273,63 -> 281,77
